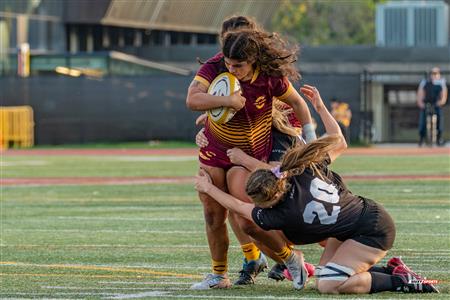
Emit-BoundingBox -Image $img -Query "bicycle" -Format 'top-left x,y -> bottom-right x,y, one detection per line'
424,102 -> 438,146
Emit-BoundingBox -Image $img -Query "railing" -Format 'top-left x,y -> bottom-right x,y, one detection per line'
0,51 -> 192,77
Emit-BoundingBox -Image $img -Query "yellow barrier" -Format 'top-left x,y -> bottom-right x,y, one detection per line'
0,106 -> 34,149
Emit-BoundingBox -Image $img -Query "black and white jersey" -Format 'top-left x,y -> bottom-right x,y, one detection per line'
251,160 -> 365,245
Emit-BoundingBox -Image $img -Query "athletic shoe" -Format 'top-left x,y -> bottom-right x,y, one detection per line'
284,251 -> 307,290
190,273 -> 231,290
234,253 -> 268,285
392,265 -> 439,293
283,262 -> 315,280
268,263 -> 287,281
386,256 -> 408,272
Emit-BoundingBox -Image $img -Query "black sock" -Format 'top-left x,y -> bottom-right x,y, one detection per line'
368,265 -> 391,274
369,272 -> 395,293
391,275 -> 406,292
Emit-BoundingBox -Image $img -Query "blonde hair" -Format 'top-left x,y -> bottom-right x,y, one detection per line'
272,99 -> 301,137
245,135 -> 342,207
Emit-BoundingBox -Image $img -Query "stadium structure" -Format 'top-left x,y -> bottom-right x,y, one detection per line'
1,0 -> 449,145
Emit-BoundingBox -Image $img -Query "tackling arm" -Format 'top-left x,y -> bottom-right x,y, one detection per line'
281,89 -> 317,142
195,170 -> 255,221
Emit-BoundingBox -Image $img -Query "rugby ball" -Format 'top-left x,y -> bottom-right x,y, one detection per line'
207,72 -> 240,124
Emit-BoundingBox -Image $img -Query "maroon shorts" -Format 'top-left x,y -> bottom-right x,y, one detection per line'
199,141 -> 234,170
199,138 -> 271,170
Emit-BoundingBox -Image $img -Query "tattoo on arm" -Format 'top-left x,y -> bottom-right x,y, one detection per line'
190,80 -> 200,88
189,80 -> 208,92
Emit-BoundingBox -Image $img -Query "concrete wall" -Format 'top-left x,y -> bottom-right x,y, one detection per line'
0,75 -> 200,145
0,73 -> 363,145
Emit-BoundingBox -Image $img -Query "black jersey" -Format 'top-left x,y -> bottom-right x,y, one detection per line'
251,159 -> 365,245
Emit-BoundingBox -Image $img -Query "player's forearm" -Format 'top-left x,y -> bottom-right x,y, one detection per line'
186,91 -> 230,111
291,98 -> 312,126
205,184 -> 254,221
317,104 -> 342,137
241,155 -> 271,172
317,104 -> 347,159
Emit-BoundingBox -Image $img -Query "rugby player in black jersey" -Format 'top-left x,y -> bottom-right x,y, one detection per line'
195,84 -> 438,294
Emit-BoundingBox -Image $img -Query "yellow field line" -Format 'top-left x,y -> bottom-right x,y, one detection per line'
0,261 -> 202,279
0,273 -> 144,279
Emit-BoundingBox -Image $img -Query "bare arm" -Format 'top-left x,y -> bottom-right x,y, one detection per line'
300,85 -> 347,161
417,87 -> 425,109
280,89 -> 312,126
226,147 -> 274,171
438,84 -> 448,106
186,80 -> 245,111
281,89 -> 316,142
195,169 -> 255,221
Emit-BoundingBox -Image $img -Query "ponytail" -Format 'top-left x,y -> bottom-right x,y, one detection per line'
245,135 -> 342,207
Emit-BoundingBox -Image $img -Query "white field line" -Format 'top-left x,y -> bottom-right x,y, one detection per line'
0,294 -> 429,300
42,286 -> 184,291
2,229 -> 204,234
52,216 -> 450,224
0,160 -> 48,166
3,228 -> 449,236
108,291 -> 170,299
100,156 -> 197,162
3,260 -> 449,271
0,244 -> 209,248
98,281 -> 192,285
0,292 -> 117,296
56,216 -> 201,221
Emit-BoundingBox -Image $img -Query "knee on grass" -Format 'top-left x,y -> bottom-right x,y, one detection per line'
316,263 -> 355,294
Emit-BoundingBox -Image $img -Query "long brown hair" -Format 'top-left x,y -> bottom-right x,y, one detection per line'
245,135 -> 342,207
222,29 -> 300,80
220,15 -> 259,41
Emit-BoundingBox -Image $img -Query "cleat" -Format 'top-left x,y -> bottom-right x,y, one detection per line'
234,253 -> 268,285
392,265 -> 439,293
284,250 -> 307,290
386,256 -> 413,274
268,263 -> 287,281
190,273 -> 231,290
387,256 -> 407,270
283,262 -> 315,281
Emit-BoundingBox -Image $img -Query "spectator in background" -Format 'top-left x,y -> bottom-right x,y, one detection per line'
416,67 -> 448,146
330,98 -> 352,143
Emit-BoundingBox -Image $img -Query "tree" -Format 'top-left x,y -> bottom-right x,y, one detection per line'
272,0 -> 382,46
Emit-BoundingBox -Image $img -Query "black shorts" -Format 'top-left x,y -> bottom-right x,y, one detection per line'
269,128 -> 299,162
350,198 -> 396,251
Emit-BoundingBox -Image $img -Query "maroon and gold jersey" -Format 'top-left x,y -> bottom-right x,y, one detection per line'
194,53 -> 294,168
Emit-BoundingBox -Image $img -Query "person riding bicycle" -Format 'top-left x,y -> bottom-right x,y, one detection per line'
416,67 -> 447,146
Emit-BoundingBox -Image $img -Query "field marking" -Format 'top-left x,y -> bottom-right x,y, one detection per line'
105,156 -> 197,162
47,216 -> 450,224
98,281 -> 192,285
3,229 -> 204,234
0,272 -> 164,279
4,292 -> 423,300
0,261 -> 202,279
42,286 -> 184,291
2,228 -> 449,236
0,160 -> 48,166
56,216 -> 201,221
3,290 -> 434,300
2,174 -> 449,187
108,291 -> 169,299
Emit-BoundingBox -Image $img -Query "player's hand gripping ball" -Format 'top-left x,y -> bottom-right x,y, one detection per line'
207,72 -> 240,124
